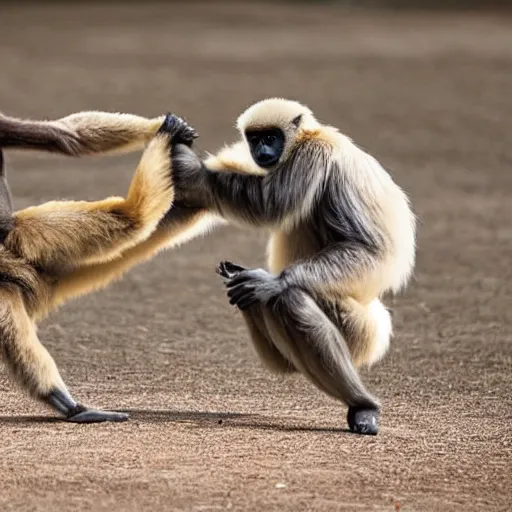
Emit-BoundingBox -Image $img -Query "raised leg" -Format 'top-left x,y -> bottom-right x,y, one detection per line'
0,110 -> 166,156
0,289 -> 127,422
6,125 -> 178,276
49,117 -> 210,309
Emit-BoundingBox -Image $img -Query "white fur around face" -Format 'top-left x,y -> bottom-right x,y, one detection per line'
237,98 -> 315,133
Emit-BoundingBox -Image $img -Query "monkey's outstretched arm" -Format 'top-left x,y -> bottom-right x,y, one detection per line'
172,143 -> 325,226
5,132 -> 174,276
0,111 -> 164,156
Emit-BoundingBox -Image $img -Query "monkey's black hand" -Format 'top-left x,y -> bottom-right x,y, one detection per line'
224,266 -> 285,310
216,261 -> 247,283
158,113 -> 198,147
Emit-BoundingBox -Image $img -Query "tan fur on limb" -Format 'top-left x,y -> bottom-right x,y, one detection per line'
0,111 -> 165,156
0,116 -> 193,423
8,135 -> 174,275
52,207 -> 218,308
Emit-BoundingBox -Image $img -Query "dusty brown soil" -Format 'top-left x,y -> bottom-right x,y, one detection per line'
0,3 -> 511,511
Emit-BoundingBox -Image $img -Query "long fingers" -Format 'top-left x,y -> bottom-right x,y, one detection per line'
227,282 -> 258,310
216,260 -> 247,282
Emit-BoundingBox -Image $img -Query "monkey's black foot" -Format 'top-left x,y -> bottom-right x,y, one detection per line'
158,113 -> 198,147
216,260 -> 247,281
65,405 -> 129,424
347,406 -> 379,436
46,389 -> 128,424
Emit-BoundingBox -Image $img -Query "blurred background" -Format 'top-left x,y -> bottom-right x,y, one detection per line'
1,2 -> 511,511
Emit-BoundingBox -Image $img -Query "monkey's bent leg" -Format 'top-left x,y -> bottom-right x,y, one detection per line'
262,287 -> 380,435
241,306 -> 297,373
217,261 -> 295,373
0,290 -> 127,422
6,134 -> 174,273
0,111 -> 164,156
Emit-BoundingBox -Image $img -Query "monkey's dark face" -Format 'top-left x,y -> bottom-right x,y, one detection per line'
245,129 -> 285,168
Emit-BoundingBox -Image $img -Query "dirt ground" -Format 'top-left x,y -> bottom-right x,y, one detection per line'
0,3 -> 511,511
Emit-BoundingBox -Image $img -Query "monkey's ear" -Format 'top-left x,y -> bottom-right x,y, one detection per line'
292,114 -> 303,128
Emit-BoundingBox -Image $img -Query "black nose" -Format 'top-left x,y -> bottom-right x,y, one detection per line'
257,147 -> 278,167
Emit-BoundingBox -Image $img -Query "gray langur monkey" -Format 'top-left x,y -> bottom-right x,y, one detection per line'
168,98 -> 416,435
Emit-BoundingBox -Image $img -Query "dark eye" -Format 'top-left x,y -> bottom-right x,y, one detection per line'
264,134 -> 276,144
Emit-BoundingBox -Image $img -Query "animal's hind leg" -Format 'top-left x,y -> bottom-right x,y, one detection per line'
217,262 -> 296,373
219,262 -> 380,434
7,129 -> 176,275
52,206 -> 211,308
0,289 -> 127,423
242,307 -> 297,373
263,288 -> 380,435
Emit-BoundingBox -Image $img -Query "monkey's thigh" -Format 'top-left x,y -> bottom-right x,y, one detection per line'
261,287 -> 379,410
241,305 -> 297,373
